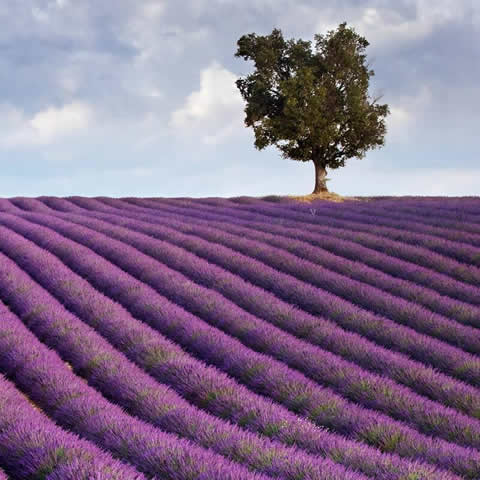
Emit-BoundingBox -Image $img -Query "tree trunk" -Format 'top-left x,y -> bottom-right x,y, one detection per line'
313,161 -> 328,194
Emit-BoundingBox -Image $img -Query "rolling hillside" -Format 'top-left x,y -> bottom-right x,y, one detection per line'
0,195 -> 479,480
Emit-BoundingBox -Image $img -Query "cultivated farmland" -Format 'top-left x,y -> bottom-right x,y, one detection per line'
0,195 -> 479,480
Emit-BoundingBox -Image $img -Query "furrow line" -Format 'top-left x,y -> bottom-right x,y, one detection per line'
10,212 -> 480,453
0,219 -> 384,480
0,248 -> 272,480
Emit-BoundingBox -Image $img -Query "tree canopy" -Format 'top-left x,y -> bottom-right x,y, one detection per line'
234,22 -> 390,193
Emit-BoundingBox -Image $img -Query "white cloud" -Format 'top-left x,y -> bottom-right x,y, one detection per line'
30,102 -> 92,141
169,61 -> 246,145
46,0 -> 68,9
31,0 -> 70,22
31,7 -> 49,23
384,84 -> 432,144
122,1 -> 166,59
123,1 -> 210,63
274,1 -> 470,57
0,101 -> 93,148
348,2 -> 466,53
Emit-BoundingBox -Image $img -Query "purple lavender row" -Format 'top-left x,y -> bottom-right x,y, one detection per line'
281,196 -> 480,228
8,213 -> 480,479
214,215 -> 480,329
38,195 -> 88,213
107,197 -> 480,307
0,221 -> 377,480
0,250 -> 272,480
317,199 -> 480,226
252,195 -> 480,225
3,215 -> 458,480
327,198 -> 480,220
8,196 -> 54,212
50,212 -> 480,435
52,208 -> 480,416
16,212 -> 480,453
205,199 -> 480,280
279,200 -> 480,249
0,198 -> 23,213
22,198 -> 480,342
366,204 -> 480,229
128,196 -> 480,271
154,210 -> 480,356
68,196 -> 480,325
124,201 -> 480,330
0,377 -> 146,480
124,195 -> 480,255
152,196 -> 480,230
0,308 -> 146,480
120,196 -> 480,286
112,199 -> 480,356
60,202 -> 480,387
32,197 -> 480,332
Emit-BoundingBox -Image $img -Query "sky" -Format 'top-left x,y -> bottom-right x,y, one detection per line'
0,0 -> 479,198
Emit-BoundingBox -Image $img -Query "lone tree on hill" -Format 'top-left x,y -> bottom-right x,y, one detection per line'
234,22 -> 390,194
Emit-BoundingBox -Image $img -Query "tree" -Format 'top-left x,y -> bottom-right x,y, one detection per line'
234,22 -> 390,194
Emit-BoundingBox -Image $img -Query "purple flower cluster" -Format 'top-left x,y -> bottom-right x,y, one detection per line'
36,208 -> 479,416
48,201 -> 480,386
2,212 -> 479,480
0,221 -> 379,480
0,214 -> 468,480
0,195 -> 479,480
11,211 -> 480,451
176,195 -> 480,273
0,309 -> 145,479
0,251 -> 272,480
95,198 -> 480,305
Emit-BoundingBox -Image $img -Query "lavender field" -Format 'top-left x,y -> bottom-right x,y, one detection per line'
0,195 -> 479,480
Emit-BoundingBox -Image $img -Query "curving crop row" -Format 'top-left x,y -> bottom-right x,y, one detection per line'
12,212 -> 480,455
39,212 -> 480,441
283,197 -> 480,238
102,197 -> 480,308
118,196 -> 480,269
8,196 -> 53,212
37,195 -> 87,213
0,198 -> 22,213
190,196 -> 480,264
395,201 -> 480,218
58,204 -> 480,389
198,199 -> 480,282
0,250 -> 272,480
99,196 -> 480,295
312,197 -> 480,223
0,315 -> 146,480
0,216 -> 461,480
10,206 -> 480,480
225,216 -> 480,328
121,194 -> 480,224
58,196 -> 480,327
297,202 -> 480,246
139,195 -> 480,249
0,221 -> 387,480
68,195 -> 118,212
50,208 -> 480,415
169,214 -> 480,355
5,214 -> 480,480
